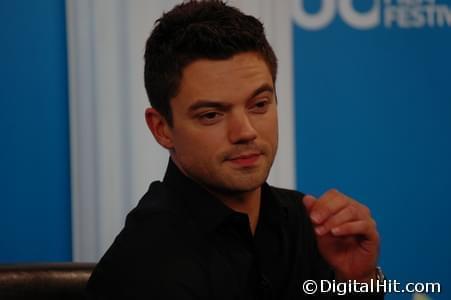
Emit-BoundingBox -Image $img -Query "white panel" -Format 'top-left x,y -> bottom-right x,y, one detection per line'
67,0 -> 99,262
68,0 -> 295,262
124,0 -> 180,209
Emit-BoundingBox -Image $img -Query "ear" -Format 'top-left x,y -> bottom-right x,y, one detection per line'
145,108 -> 174,149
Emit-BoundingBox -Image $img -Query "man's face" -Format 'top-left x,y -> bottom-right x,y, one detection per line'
166,52 -> 278,193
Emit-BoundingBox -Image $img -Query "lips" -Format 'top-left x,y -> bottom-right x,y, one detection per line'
227,152 -> 261,167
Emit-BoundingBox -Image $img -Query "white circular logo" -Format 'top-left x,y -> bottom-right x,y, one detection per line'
293,0 -> 381,30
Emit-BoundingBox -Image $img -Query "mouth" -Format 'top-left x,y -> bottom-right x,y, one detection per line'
226,152 -> 262,167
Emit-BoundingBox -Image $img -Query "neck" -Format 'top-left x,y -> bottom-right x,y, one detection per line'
210,188 -> 261,235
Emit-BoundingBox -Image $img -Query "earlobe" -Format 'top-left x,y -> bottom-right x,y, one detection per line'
145,108 -> 174,149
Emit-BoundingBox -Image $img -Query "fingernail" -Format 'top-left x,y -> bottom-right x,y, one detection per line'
311,212 -> 321,223
331,227 -> 340,235
315,226 -> 325,235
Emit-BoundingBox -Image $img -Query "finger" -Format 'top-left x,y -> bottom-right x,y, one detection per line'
314,204 -> 359,236
318,201 -> 372,235
310,189 -> 348,224
330,219 -> 378,241
302,194 -> 316,213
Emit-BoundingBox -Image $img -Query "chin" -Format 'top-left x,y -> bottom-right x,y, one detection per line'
222,173 -> 268,193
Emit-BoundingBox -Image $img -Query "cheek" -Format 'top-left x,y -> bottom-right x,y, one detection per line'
172,128 -> 224,160
256,112 -> 278,140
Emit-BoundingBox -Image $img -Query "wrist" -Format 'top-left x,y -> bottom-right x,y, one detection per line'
335,269 -> 378,283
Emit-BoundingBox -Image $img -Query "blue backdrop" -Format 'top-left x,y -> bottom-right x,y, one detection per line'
294,1 -> 451,299
1,2 -> 450,300
0,0 -> 71,262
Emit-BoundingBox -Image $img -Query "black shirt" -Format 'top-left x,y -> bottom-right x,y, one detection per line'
87,160 -> 383,299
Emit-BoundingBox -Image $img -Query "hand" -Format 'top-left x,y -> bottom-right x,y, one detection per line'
302,189 -> 380,282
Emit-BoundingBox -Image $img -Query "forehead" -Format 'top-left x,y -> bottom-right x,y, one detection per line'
173,52 -> 273,107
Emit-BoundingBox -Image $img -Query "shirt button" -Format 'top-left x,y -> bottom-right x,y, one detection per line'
260,274 -> 270,288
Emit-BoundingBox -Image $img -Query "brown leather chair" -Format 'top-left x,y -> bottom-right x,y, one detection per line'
0,263 -> 95,300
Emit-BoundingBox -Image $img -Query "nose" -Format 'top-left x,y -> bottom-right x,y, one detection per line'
227,111 -> 258,144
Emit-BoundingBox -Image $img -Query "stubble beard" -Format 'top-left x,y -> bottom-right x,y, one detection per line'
197,143 -> 277,196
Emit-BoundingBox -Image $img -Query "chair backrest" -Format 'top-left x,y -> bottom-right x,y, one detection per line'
0,263 -> 95,300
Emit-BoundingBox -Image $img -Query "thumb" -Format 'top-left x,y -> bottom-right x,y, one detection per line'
302,194 -> 316,213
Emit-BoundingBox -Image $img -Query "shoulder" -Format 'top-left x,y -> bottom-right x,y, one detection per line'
87,181 -> 208,299
98,181 -> 202,261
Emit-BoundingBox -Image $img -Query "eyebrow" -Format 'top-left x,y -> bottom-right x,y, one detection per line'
188,83 -> 274,112
250,83 -> 274,99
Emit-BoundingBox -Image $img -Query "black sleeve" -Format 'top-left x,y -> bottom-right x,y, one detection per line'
86,213 -> 209,300
86,259 -> 208,300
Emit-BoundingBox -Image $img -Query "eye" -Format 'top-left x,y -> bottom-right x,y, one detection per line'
250,99 -> 269,113
198,111 -> 223,125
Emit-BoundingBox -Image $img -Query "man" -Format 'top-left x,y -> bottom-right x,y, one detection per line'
87,1 -> 384,299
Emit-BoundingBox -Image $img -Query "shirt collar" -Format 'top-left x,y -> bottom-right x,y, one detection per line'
162,158 -> 287,234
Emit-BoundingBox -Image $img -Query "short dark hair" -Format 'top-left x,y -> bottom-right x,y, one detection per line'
144,0 -> 278,125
